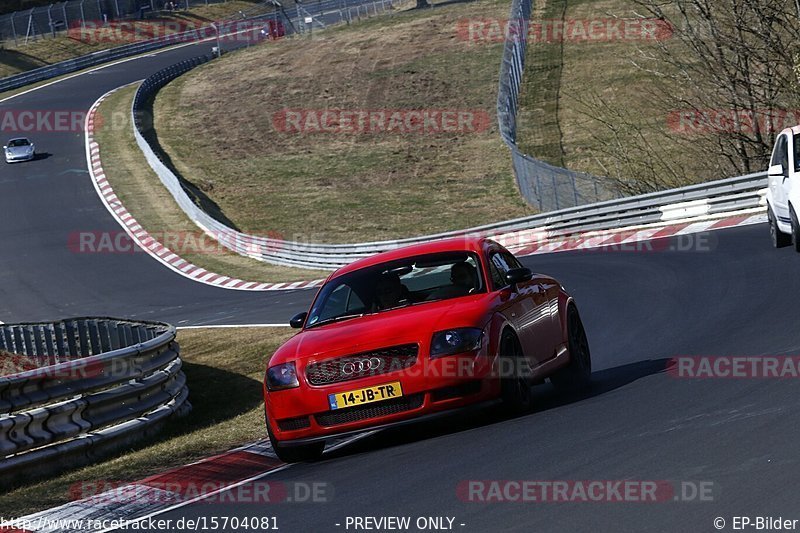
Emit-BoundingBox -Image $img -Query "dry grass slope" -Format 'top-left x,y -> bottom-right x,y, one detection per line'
154,0 -> 534,244
94,86 -> 327,282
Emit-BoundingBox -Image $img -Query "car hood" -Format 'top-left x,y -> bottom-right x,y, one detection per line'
6,146 -> 33,156
271,294 -> 492,365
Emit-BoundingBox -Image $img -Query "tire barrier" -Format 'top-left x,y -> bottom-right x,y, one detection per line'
0,317 -> 189,489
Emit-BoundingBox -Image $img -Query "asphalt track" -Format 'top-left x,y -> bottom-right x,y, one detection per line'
3,25 -> 800,533
138,225 -> 800,533
0,40 -> 314,326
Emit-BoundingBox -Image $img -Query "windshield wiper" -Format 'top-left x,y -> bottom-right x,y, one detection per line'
307,313 -> 365,328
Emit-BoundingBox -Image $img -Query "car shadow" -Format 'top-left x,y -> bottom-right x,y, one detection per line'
322,358 -> 670,460
32,152 -> 52,161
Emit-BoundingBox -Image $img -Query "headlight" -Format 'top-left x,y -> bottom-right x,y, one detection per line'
430,328 -> 483,358
266,362 -> 299,391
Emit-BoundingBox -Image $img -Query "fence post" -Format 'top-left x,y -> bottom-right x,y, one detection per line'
10,13 -> 18,47
571,174 -> 578,205
551,172 -> 559,210
48,4 -> 55,37
24,8 -> 36,44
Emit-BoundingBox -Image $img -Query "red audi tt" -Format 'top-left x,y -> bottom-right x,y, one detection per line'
263,237 -> 591,462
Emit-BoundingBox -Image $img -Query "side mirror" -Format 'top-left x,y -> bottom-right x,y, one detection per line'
768,163 -> 785,177
289,311 -> 307,329
505,267 -> 533,286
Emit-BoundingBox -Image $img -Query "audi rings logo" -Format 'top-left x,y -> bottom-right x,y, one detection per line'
341,357 -> 383,375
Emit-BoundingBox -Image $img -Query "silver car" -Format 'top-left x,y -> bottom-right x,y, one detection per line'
4,138 -> 35,163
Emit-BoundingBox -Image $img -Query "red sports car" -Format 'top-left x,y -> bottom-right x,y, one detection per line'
263,237 -> 591,462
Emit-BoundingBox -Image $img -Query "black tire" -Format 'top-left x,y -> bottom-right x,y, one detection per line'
550,304 -> 592,393
769,206 -> 791,248
267,419 -> 324,463
499,331 -> 532,414
791,207 -> 800,253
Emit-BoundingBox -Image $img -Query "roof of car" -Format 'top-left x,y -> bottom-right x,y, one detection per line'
7,137 -> 30,143
331,236 -> 492,279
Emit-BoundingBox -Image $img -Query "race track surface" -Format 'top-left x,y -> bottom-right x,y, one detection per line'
0,41 -> 312,326
152,224 -> 800,533
2,29 -> 798,533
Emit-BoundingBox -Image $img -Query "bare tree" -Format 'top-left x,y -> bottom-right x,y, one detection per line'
568,0 -> 800,194
630,0 -> 800,175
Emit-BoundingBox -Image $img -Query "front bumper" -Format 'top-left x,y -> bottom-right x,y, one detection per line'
265,351 -> 501,445
5,153 -> 34,163
277,395 -> 502,446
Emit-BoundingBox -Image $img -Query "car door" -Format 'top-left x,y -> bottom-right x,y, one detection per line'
792,132 -> 800,215
768,133 -> 791,221
486,248 -> 554,367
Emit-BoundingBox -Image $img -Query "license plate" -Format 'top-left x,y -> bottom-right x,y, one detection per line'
328,381 -> 403,410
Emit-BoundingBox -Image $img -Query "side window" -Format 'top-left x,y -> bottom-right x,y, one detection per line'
772,135 -> 788,171
488,251 -> 510,289
501,251 -> 523,270
794,134 -> 800,172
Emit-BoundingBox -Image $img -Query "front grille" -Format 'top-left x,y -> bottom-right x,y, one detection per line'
277,416 -> 311,431
305,343 -> 418,386
315,394 -> 424,427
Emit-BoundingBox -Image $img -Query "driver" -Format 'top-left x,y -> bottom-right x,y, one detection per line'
450,262 -> 478,293
373,272 -> 407,311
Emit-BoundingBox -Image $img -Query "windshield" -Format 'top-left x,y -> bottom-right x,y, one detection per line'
305,251 -> 485,327
7,139 -> 30,147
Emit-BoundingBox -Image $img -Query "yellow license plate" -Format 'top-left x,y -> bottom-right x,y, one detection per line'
328,381 -> 403,410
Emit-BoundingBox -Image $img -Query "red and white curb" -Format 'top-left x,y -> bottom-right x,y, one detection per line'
2,432 -> 372,533
84,87 -> 324,292
1,441 -> 285,533
495,211 -> 766,256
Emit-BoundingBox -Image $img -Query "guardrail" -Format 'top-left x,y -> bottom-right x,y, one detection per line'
0,0 -> 403,95
131,58 -> 768,270
0,5 -> 281,94
0,317 -> 188,489
0,0 -> 231,46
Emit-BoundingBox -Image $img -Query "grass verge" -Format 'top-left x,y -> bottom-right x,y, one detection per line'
0,326 -> 294,517
152,0 -> 535,244
93,85 -> 328,283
